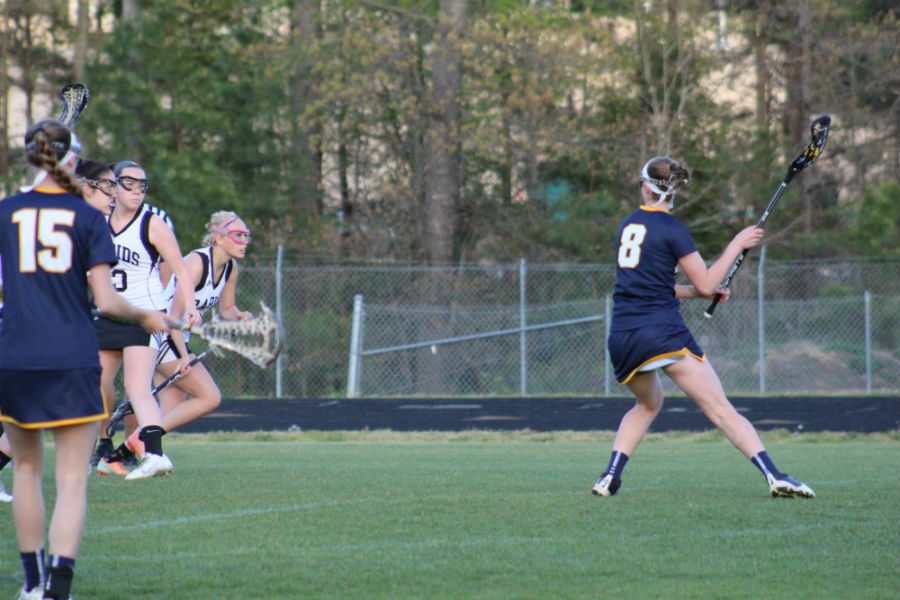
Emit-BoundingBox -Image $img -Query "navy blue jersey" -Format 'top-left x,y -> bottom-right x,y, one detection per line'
611,206 -> 696,331
0,188 -> 116,370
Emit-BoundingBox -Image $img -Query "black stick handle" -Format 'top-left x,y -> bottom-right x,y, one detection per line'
704,248 -> 750,318
151,349 -> 213,395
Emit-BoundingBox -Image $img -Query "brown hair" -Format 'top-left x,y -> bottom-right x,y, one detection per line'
642,156 -> 690,195
76,159 -> 114,181
24,119 -> 83,197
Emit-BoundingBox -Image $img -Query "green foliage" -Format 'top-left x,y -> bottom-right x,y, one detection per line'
82,0 -> 298,250
3,1 -> 898,263
847,180 -> 900,256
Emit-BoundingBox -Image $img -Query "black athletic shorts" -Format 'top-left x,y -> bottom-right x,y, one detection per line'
94,316 -> 158,350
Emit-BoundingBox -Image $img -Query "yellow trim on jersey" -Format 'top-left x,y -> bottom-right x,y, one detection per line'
0,412 -> 108,430
620,347 -> 705,385
100,386 -> 111,414
638,205 -> 669,213
33,186 -> 68,194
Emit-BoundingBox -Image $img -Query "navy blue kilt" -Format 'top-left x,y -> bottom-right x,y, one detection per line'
607,324 -> 704,384
0,367 -> 106,429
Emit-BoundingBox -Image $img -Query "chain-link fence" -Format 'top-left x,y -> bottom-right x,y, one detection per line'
219,253 -> 900,398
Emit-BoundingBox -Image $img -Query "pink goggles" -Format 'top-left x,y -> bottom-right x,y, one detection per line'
224,228 -> 251,244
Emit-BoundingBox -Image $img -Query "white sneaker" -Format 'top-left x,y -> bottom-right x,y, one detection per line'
767,473 -> 815,498
0,480 -> 12,503
591,473 -> 622,497
124,453 -> 174,480
15,586 -> 43,600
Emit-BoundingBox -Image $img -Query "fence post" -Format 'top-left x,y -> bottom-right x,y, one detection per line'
604,293 -> 611,395
275,244 -> 284,398
758,245 -> 766,393
864,289 -> 871,393
519,258 -> 528,395
347,294 -> 365,398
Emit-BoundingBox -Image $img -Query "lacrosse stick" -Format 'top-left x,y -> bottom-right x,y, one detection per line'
178,301 -> 284,368
704,114 -> 831,318
105,348 -> 215,437
58,83 -> 90,127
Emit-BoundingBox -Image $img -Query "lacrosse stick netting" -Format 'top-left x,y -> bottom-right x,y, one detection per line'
186,302 -> 284,368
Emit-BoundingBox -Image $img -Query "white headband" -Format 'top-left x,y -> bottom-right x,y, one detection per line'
19,132 -> 82,193
640,157 -> 685,208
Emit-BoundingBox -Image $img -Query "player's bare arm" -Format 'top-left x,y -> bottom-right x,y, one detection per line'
148,215 -> 201,325
678,227 -> 763,297
218,262 -> 251,320
88,265 -> 169,333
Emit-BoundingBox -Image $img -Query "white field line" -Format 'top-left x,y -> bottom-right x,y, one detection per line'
0,483 -> 877,551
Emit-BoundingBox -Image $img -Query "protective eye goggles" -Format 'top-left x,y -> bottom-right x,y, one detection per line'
225,229 -> 252,244
117,176 -> 149,193
83,178 -> 117,196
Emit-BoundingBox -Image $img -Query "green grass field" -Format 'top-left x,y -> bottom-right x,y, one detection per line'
1,431 -> 898,599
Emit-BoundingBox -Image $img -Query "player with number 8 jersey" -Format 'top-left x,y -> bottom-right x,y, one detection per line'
591,156 -> 815,500
611,208 -> 697,337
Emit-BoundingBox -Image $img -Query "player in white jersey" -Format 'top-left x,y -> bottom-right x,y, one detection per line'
90,171 -> 182,472
150,211 -> 252,435
144,202 -> 175,233
93,161 -> 199,480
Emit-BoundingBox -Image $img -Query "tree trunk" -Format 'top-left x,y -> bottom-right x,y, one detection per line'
752,0 -> 770,135
782,0 -> 812,232
750,0 -> 775,210
73,0 -> 89,81
121,0 -> 142,157
290,0 -> 323,219
425,0 -> 466,264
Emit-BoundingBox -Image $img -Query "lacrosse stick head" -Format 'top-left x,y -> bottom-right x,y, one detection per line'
191,301 -> 284,368
58,83 -> 90,128
785,114 -> 831,182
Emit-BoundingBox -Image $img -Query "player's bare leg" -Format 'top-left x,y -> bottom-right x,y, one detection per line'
4,424 -> 45,550
593,370 -> 664,496
48,422 -> 99,556
121,346 -> 172,480
157,362 -> 221,432
666,356 -> 814,498
664,357 -> 763,457
615,370 -> 665,454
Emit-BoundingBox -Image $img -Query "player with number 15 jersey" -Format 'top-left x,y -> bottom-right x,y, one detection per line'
0,186 -> 115,375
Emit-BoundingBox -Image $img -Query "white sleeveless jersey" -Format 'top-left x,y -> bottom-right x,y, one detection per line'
145,203 -> 175,233
108,208 -> 167,310
163,246 -> 233,318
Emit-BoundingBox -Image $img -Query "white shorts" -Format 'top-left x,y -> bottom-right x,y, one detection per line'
153,332 -> 192,365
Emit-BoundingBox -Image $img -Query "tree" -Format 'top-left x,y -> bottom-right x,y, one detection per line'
425,0 -> 467,263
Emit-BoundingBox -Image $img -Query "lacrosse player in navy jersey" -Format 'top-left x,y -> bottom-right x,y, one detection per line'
75,160 -> 116,217
90,160 -> 200,480
592,156 -> 814,499
0,119 -> 170,600
0,268 -> 11,504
